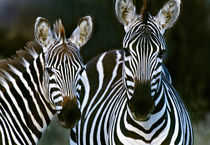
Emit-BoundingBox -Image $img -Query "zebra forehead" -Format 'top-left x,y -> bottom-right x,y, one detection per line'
123,17 -> 165,50
46,47 -> 83,69
47,42 -> 80,57
134,18 -> 160,33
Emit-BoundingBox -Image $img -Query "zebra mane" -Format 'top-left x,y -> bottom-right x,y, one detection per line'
0,41 -> 42,80
141,0 -> 150,23
53,19 -> 66,40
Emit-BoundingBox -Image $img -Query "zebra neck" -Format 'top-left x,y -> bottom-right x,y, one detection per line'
0,41 -> 56,145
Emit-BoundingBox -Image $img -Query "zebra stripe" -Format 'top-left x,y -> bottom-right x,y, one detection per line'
0,44 -> 55,145
71,52 -> 192,145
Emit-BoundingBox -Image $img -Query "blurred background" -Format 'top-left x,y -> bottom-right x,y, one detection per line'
0,0 -> 209,144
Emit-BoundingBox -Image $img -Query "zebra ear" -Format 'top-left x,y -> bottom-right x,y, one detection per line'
69,16 -> 93,48
155,0 -> 181,34
115,0 -> 137,31
34,17 -> 54,53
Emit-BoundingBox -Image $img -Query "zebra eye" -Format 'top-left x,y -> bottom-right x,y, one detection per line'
46,68 -> 54,76
80,67 -> 85,72
123,48 -> 131,57
158,49 -> 165,58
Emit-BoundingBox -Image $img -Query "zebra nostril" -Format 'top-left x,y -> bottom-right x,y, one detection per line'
128,97 -> 154,121
127,80 -> 155,121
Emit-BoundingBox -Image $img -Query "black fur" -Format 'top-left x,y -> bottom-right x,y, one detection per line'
141,0 -> 149,24
128,81 -> 155,121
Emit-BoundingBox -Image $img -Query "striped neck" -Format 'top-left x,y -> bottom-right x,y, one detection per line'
0,41 -> 56,145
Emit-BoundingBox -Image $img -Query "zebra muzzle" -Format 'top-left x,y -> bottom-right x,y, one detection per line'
57,96 -> 81,129
128,80 -> 155,121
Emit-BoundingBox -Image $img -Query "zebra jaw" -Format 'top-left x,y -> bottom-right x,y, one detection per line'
57,96 -> 81,129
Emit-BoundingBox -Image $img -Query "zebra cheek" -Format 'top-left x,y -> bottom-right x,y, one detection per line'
58,97 -> 81,129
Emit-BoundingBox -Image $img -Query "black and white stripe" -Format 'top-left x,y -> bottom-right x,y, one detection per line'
0,42 -> 55,145
45,41 -> 84,111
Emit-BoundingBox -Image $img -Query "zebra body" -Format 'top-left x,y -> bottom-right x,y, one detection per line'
70,0 -> 193,144
0,43 -> 55,145
0,16 -> 93,145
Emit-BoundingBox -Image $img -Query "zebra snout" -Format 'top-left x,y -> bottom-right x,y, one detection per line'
128,80 -> 155,121
57,96 -> 81,129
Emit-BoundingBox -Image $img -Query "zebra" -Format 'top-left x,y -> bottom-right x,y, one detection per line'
0,16 -> 93,145
70,0 -> 193,144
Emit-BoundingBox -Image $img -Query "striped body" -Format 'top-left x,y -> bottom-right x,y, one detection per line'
0,43 -> 56,145
70,49 -> 193,145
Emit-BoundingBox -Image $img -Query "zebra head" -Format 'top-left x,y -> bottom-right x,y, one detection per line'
115,0 -> 181,121
34,16 -> 93,128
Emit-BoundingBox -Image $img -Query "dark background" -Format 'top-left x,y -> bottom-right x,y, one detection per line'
0,0 -> 209,144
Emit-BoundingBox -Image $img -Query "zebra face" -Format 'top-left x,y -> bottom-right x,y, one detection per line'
123,18 -> 166,86
115,0 -> 181,121
34,16 -> 93,128
123,19 -> 165,121
44,42 -> 85,108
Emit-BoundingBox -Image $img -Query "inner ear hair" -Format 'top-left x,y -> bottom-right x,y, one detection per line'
156,0 -> 181,31
68,16 -> 93,48
35,17 -> 52,48
78,16 -> 93,47
79,19 -> 89,40
115,0 -> 137,26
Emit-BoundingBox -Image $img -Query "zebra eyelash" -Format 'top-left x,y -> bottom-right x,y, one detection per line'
46,67 -> 54,76
157,49 -> 166,58
123,48 -> 131,57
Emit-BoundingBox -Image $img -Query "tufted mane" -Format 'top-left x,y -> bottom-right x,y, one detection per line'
141,0 -> 150,24
0,41 -> 42,80
53,19 -> 66,40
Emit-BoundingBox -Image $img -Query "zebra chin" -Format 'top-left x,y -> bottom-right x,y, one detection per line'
57,96 -> 81,129
131,111 -> 152,121
127,80 -> 155,121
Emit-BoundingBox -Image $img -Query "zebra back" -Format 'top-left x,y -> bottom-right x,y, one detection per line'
0,41 -> 55,145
